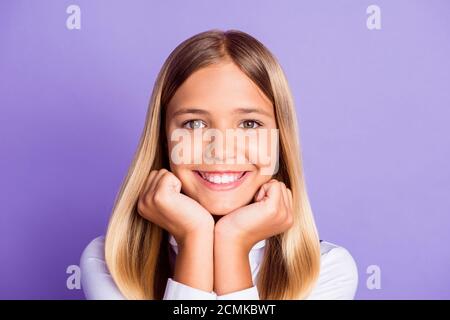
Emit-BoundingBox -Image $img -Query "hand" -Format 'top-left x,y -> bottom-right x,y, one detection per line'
214,179 -> 294,253
137,169 -> 214,246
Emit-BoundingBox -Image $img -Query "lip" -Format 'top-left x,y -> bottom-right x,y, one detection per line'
194,170 -> 250,191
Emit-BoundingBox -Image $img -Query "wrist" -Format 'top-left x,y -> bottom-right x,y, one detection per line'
213,231 -> 253,295
178,227 -> 214,250
174,229 -> 214,293
214,227 -> 252,255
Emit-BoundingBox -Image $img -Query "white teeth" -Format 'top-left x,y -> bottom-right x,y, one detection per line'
197,172 -> 245,184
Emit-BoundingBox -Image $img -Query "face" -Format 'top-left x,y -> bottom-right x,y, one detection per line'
165,61 -> 278,218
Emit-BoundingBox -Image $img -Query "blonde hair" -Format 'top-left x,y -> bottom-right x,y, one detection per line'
105,29 -> 321,299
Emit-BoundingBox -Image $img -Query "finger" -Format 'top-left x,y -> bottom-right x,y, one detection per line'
149,168 -> 169,193
138,170 -> 158,215
279,182 -> 290,214
141,170 -> 158,199
264,179 -> 282,204
146,169 -> 161,193
278,184 -> 293,228
286,188 -> 293,210
254,185 -> 265,202
156,170 -> 181,194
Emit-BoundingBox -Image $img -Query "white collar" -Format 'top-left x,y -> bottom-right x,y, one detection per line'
168,233 -> 267,251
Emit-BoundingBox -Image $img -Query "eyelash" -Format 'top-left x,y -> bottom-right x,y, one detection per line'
181,119 -> 263,129
182,119 -> 206,129
239,120 -> 263,129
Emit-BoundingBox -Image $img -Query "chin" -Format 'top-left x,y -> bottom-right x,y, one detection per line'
203,202 -> 238,216
195,190 -> 255,216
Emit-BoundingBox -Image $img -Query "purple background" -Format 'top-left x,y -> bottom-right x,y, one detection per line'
1,0 -> 449,299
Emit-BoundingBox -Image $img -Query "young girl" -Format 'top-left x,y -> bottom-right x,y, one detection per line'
80,29 -> 358,300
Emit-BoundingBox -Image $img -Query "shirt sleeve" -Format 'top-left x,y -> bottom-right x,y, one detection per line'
216,285 -> 260,300
80,236 -> 262,300
80,237 -> 126,300
163,278 -> 217,300
306,246 -> 358,300
164,279 -> 260,300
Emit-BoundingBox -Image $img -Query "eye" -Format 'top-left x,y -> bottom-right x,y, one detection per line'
239,120 -> 262,129
182,119 -> 206,129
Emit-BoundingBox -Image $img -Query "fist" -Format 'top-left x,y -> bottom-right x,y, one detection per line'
137,169 -> 214,245
214,179 -> 294,252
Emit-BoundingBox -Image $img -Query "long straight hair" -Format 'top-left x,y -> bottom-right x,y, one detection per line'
105,29 -> 321,299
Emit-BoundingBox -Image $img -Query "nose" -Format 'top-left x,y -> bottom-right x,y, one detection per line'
202,127 -> 247,165
203,133 -> 236,164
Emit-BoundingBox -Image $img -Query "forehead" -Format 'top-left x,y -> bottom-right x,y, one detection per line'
166,62 -> 273,116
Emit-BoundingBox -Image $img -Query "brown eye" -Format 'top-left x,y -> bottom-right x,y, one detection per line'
239,120 -> 261,129
183,120 -> 206,129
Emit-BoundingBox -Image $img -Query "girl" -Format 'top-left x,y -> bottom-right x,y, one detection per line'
80,29 -> 358,300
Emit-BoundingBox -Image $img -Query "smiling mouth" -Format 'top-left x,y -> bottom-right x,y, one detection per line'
194,171 -> 247,184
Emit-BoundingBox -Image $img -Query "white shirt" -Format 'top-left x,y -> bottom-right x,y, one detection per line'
80,235 -> 358,300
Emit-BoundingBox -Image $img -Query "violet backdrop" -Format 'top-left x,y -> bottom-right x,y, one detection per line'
1,0 -> 449,299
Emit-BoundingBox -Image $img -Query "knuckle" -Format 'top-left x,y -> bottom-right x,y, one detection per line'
152,191 -> 163,205
148,170 -> 158,180
285,213 -> 294,227
272,181 -> 282,192
153,189 -> 169,208
266,202 -> 278,217
137,199 -> 143,215
137,196 -> 147,216
138,189 -> 147,205
160,170 -> 173,181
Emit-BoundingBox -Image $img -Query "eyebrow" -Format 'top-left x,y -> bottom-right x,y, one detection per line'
172,107 -> 272,117
172,108 -> 210,117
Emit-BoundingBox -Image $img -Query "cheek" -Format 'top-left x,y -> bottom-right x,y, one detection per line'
256,171 -> 273,184
167,131 -> 204,166
166,164 -> 186,189
246,129 -> 279,176
170,166 -> 199,199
